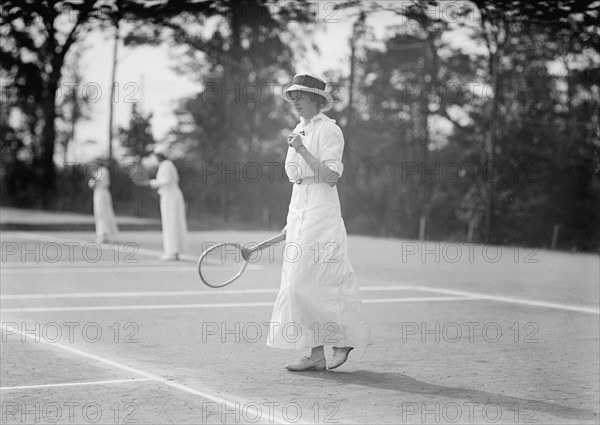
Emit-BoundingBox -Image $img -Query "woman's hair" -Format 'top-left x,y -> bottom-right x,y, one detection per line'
308,92 -> 327,110
289,90 -> 326,110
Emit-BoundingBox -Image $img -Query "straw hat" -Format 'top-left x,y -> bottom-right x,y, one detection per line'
153,145 -> 170,159
281,74 -> 334,112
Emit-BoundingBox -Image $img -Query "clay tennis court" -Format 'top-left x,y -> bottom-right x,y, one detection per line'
1,229 -> 598,424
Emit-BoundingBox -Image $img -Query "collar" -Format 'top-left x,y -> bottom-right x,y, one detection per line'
300,112 -> 335,127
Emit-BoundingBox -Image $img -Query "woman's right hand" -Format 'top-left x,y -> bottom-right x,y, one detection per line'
287,133 -> 303,149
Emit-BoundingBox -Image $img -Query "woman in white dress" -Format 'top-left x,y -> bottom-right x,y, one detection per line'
88,159 -> 119,244
149,146 -> 188,261
267,74 -> 372,371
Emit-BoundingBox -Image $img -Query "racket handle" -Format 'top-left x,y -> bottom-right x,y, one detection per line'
243,231 -> 286,258
258,231 -> 287,249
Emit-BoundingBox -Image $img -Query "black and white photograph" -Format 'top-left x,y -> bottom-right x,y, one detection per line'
1,1 -> 599,424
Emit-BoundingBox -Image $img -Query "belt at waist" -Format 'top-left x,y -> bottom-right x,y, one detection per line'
290,176 -> 321,185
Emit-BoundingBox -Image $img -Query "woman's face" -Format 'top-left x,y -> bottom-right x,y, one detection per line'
288,91 -> 318,116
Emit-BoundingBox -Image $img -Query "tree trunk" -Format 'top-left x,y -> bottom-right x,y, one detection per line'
220,2 -> 243,223
484,33 -> 503,244
40,78 -> 59,208
419,43 -> 430,164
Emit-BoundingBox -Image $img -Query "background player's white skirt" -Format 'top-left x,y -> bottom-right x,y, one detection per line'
268,183 -> 372,350
93,187 -> 118,239
159,186 -> 188,255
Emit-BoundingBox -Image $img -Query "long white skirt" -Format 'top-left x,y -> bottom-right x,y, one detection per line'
267,183 -> 372,350
93,188 -> 118,239
159,187 -> 188,255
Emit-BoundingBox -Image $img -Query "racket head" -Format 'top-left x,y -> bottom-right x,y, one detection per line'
197,242 -> 249,288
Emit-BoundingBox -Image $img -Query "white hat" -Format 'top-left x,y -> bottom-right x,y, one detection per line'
281,74 -> 335,112
94,157 -> 110,166
153,145 -> 170,158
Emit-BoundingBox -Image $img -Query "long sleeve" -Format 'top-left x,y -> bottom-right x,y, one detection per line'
150,161 -> 178,189
318,122 -> 345,178
284,123 -> 304,181
90,166 -> 110,189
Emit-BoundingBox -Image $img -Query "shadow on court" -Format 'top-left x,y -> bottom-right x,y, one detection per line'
300,370 -> 597,422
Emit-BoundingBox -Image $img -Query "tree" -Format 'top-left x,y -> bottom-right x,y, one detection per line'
334,0 -> 599,248
56,45 -> 91,163
465,0 -> 600,245
1,1 -> 106,205
0,0 -> 219,206
124,0 -> 315,222
336,0 -> 479,236
117,103 -> 155,160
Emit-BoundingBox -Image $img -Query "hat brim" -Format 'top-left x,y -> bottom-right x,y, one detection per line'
153,147 -> 170,158
281,85 -> 334,112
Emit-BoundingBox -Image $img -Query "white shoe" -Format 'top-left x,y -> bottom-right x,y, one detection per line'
160,254 -> 178,261
328,347 -> 354,370
285,356 -> 326,371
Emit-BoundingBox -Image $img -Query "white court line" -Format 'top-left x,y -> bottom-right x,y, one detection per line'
6,233 -> 598,315
366,296 -> 476,303
3,282 -> 597,314
1,302 -> 274,313
1,262 -> 189,268
1,266 -> 256,274
0,285 -> 418,300
1,323 -> 292,425
0,296 -> 478,313
15,231 -> 187,259
1,378 -> 152,391
12,231 -> 261,269
1,288 -> 279,300
0,267 -> 195,275
409,285 -> 600,315
2,284 -> 597,314
0,265 -> 261,273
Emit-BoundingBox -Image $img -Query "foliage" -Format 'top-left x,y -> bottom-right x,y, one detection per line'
123,0 -> 315,222
1,0 -> 598,250
0,0 -> 226,205
117,103 -> 156,160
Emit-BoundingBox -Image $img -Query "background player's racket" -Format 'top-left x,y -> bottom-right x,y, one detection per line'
198,232 -> 286,288
127,156 -> 160,198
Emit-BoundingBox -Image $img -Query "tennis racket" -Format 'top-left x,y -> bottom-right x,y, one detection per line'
126,156 -> 153,186
197,232 -> 286,288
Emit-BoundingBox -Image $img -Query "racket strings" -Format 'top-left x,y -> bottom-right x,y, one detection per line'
199,244 -> 247,287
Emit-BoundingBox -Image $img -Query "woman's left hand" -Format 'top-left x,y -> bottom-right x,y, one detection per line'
287,133 -> 303,149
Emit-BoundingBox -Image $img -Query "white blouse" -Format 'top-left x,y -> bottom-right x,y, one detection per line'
150,160 -> 180,195
88,166 -> 110,189
285,112 -> 345,182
